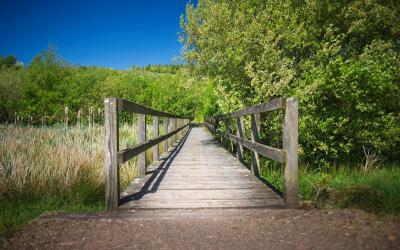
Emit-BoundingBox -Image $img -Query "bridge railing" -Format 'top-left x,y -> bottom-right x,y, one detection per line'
104,98 -> 190,210
204,97 -> 298,208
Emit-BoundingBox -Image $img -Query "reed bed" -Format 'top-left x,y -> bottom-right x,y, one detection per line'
0,123 -> 147,200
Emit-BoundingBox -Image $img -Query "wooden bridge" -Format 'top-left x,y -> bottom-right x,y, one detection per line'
104,97 -> 298,211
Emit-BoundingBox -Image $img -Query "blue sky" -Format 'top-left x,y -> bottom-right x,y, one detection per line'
0,0 -> 194,69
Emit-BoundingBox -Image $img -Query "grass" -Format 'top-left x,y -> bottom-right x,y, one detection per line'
260,161 -> 400,214
0,123 -> 160,237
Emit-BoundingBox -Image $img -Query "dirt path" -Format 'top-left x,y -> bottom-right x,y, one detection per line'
3,208 -> 400,250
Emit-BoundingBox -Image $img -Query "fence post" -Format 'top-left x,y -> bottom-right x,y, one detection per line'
104,98 -> 119,211
137,113 -> 146,177
172,118 -> 177,144
152,116 -> 159,161
77,109 -> 81,128
64,107 -> 69,127
226,120 -> 234,153
283,97 -> 299,208
164,117 -> 169,152
250,114 -> 261,176
236,117 -> 244,162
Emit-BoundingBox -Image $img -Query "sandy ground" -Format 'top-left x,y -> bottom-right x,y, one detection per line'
2,208 -> 400,250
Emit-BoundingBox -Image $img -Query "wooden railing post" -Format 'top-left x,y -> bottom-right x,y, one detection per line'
152,116 -> 159,161
283,97 -> 299,208
177,119 -> 181,138
104,98 -> 119,211
172,118 -> 177,144
236,117 -> 244,162
137,113 -> 146,177
250,114 -> 261,177
164,117 -> 169,152
168,118 -> 173,149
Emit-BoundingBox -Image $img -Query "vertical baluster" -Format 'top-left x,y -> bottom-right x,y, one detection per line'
236,117 -> 244,162
250,114 -> 261,176
164,117 -> 170,152
137,113 -> 146,177
172,118 -> 177,144
152,116 -> 159,161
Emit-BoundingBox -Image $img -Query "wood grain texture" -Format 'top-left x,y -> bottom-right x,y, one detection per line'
117,98 -> 188,119
283,97 -> 299,208
163,117 -> 169,152
250,113 -> 261,177
152,117 -> 159,161
104,98 -> 119,211
119,127 -> 284,210
137,113 -> 146,177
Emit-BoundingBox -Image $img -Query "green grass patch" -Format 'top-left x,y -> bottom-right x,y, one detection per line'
0,195 -> 104,238
261,163 -> 400,214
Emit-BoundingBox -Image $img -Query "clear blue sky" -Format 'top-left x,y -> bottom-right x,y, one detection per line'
0,0 -> 194,69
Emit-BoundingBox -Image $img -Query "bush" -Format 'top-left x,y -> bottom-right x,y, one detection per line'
180,0 -> 400,166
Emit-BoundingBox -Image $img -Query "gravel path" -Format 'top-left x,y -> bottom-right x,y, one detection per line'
3,208 -> 400,250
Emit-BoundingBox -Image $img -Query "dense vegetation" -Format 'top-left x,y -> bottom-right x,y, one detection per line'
1,0 -> 400,237
0,49 -> 206,236
180,0 -> 400,213
0,48 -> 207,124
180,0 -> 400,166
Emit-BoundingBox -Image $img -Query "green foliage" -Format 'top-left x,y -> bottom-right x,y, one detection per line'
180,0 -> 400,166
0,55 -> 19,70
261,164 -> 400,214
0,48 -> 207,123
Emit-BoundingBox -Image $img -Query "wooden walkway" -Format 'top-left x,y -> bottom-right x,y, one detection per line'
119,126 -> 285,210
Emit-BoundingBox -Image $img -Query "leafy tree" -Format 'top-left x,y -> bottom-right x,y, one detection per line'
180,0 -> 400,166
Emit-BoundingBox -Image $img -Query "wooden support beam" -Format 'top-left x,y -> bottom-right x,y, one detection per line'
168,118 -> 173,149
172,118 -> 177,144
117,124 -> 189,164
164,117 -> 169,152
236,117 -> 244,162
104,98 -> 119,211
217,97 -> 285,120
137,113 -> 146,177
223,133 -> 285,163
250,114 -> 261,177
283,97 -> 299,208
152,116 -> 159,161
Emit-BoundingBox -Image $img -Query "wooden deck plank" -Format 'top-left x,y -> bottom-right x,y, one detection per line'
119,127 -> 284,210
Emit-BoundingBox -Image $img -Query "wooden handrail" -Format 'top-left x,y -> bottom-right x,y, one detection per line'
104,98 -> 191,210
205,97 -> 298,208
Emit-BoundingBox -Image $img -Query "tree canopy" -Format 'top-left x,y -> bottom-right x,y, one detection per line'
180,0 -> 400,166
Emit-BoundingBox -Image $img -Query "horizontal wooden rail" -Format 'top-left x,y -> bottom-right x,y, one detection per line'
117,123 -> 189,164
215,97 -> 285,120
104,98 -> 191,210
222,133 -> 285,163
117,98 -> 186,119
205,97 -> 298,208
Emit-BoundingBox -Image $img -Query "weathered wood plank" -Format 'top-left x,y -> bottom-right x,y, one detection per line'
236,116 -> 244,162
120,199 -> 285,209
117,124 -> 189,164
250,113 -> 261,176
283,97 -> 299,208
217,97 -> 285,120
172,118 -> 177,144
104,98 -> 119,211
152,116 -> 159,161
223,133 -> 285,163
120,127 -> 284,210
117,98 -> 187,119
163,117 -> 169,152
137,113 -> 146,177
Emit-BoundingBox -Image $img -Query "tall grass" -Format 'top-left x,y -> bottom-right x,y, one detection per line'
0,123 -> 148,236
